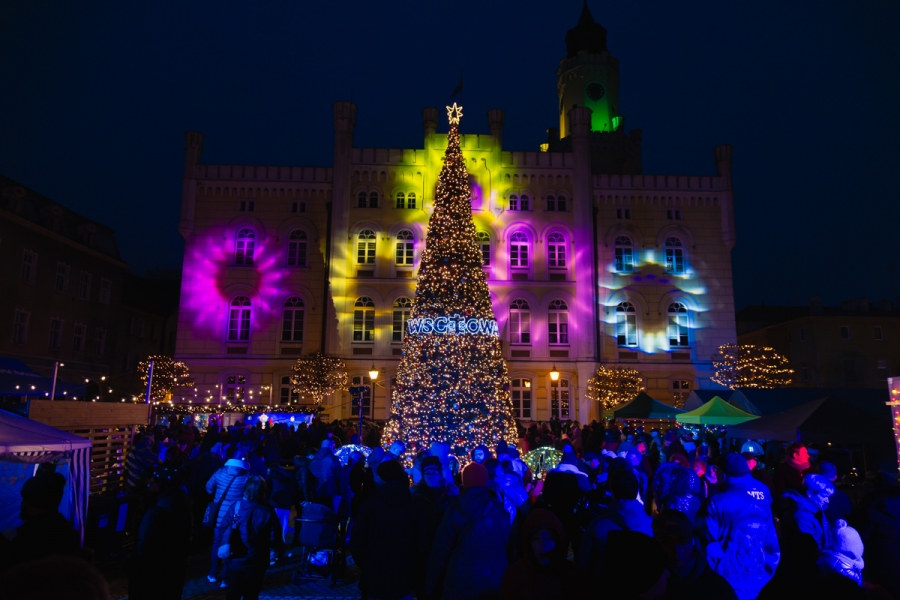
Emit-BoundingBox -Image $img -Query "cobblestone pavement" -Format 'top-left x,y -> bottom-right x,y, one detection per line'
108,553 -> 363,599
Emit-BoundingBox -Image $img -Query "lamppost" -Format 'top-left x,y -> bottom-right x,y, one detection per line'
549,365 -> 560,419
366,364 -> 379,440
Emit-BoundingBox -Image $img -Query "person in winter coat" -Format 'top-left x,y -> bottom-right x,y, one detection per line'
652,510 -> 736,600
779,473 -> 834,577
818,461 -> 853,524
220,475 -> 283,600
425,462 -> 511,600
206,458 -> 250,583
578,469 -> 653,579
350,460 -> 429,600
10,470 -> 81,566
773,442 -> 810,498
602,530 -> 670,599
267,461 -> 298,544
499,509 -> 589,600
701,454 -> 780,600
293,445 -> 315,503
309,439 -> 343,512
817,521 -> 864,586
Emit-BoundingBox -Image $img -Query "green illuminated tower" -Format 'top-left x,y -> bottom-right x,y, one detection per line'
385,104 -> 517,457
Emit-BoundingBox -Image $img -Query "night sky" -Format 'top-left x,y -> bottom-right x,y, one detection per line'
2,1 -> 898,310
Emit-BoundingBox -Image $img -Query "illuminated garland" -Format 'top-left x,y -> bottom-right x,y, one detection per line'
711,343 -> 793,389
151,402 -> 321,415
585,365 -> 644,409
523,447 -> 562,478
334,444 -> 372,466
290,352 -> 349,405
384,103 -> 518,459
138,356 -> 190,402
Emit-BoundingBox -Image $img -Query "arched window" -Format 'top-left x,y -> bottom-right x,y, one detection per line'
665,237 -> 685,274
369,191 -> 379,208
668,302 -> 689,347
556,195 -> 568,212
510,378 -> 532,419
357,230 -> 376,264
548,232 -> 566,269
235,228 -> 255,265
548,299 -> 569,345
357,191 -> 368,208
476,231 -> 491,266
353,297 -> 375,342
287,230 -> 308,267
550,378 -> 570,419
509,194 -> 519,211
228,296 -> 251,342
519,194 -> 530,211
282,297 -> 304,342
546,195 -> 556,211
510,232 -> 529,268
615,301 -> 637,347
395,192 -> 405,209
510,299 -> 531,344
395,230 -> 414,266
392,297 -> 412,342
406,192 -> 416,209
615,236 -> 634,273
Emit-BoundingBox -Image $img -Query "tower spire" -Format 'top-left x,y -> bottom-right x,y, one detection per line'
565,0 -> 607,57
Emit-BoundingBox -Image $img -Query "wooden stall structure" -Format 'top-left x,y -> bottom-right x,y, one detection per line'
28,400 -> 151,494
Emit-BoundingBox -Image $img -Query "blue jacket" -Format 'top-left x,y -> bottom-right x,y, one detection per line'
702,487 -> 780,600
725,473 -> 773,510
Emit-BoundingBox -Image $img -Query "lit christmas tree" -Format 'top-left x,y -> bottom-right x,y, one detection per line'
711,343 -> 793,389
385,103 -> 517,458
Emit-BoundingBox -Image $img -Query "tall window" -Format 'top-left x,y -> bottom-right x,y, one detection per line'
668,302 -> 689,347
614,236 -> 634,273
13,310 -> 29,345
55,263 -> 69,292
228,296 -> 251,342
239,199 -> 255,212
235,228 -> 256,265
94,328 -> 106,356
664,237 -> 684,274
551,378 -> 570,419
616,208 -> 632,220
21,251 -> 37,283
392,297 -> 412,342
73,324 -> 86,354
395,230 -> 414,266
510,378 -> 532,419
547,195 -> 567,211
548,299 -> 569,345
548,232 -> 566,269
49,319 -> 63,350
510,299 -> 531,344
350,375 -> 372,417
509,194 -> 519,211
615,301 -> 637,347
224,375 -> 246,403
406,192 -> 416,209
353,297 -> 375,342
369,191 -> 379,208
477,232 -> 491,266
99,278 -> 111,304
358,191 -> 368,208
79,272 -> 92,301
395,192 -> 405,209
357,230 -> 376,264
666,209 -> 682,221
672,380 -> 691,404
290,201 -> 305,213
510,232 -> 529,268
287,230 -> 308,267
509,194 -> 530,211
282,297 -> 305,342
280,375 -> 300,404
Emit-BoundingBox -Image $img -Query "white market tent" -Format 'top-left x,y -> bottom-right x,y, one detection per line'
0,409 -> 91,543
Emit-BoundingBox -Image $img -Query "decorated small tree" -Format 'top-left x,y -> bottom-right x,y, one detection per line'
385,103 -> 517,457
711,343 -> 793,389
586,365 -> 644,410
290,351 -> 348,405
138,356 -> 190,402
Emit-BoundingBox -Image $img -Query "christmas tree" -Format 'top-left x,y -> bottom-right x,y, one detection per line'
385,103 -> 517,458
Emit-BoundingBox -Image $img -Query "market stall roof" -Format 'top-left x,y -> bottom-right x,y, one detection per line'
676,396 -> 759,425
728,388 -> 888,418
683,390 -> 727,411
0,407 -> 92,455
612,392 -> 685,419
726,396 -> 892,445
0,357 -> 85,398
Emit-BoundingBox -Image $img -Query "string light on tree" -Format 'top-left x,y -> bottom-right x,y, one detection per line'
586,365 -> 644,410
385,102 -> 517,459
290,351 -> 349,405
138,356 -> 190,403
711,343 -> 793,389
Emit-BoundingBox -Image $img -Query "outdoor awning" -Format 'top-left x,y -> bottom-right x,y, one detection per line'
0,357 -> 85,398
612,392 -> 685,419
676,396 -> 759,425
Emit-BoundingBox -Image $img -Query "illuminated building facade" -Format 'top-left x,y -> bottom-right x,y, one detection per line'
174,5 -> 737,422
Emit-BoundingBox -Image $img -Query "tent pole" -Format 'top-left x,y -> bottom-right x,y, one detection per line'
144,360 -> 154,404
49,361 -> 60,401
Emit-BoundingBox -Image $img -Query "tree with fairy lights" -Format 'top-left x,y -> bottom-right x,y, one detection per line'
290,352 -> 348,405
138,356 -> 190,402
711,343 -> 793,389
585,365 -> 644,410
385,103 -> 517,458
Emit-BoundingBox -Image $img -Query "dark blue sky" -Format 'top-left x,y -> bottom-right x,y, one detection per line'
2,1 -> 898,309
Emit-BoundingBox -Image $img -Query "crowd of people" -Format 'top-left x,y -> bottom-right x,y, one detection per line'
1,415 -> 900,600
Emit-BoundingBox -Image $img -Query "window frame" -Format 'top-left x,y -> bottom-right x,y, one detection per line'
395,230 -> 414,266
350,375 -> 373,417
615,301 -> 638,347
94,328 -> 106,356
99,278 -> 112,305
21,250 -> 37,284
875,326 -> 884,341
547,232 -> 567,270
509,232 -> 530,269
667,302 -> 690,347
239,199 -> 255,212
509,299 -> 531,345
476,231 -> 491,266
357,230 -> 377,265
48,318 -> 63,351
287,229 -> 309,267
73,323 -> 86,354
235,228 -> 256,266
548,299 -> 569,345
78,271 -> 92,301
55,263 -> 70,293
353,297 -> 376,343
510,378 -> 532,419
616,208 -> 632,220
392,297 -> 412,343
13,310 -> 29,345
664,237 -> 685,274
614,235 -> 635,273
550,378 -> 570,420
227,296 -> 252,342
281,296 -> 305,343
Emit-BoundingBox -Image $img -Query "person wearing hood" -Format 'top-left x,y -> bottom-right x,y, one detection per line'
817,520 -> 865,586
701,453 -> 779,600
499,509 -> 588,600
205,458 -> 250,583
350,460 -> 428,600
779,473 -> 834,577
470,444 -> 491,465
578,469 -> 652,579
652,510 -> 736,600
425,462 -> 511,600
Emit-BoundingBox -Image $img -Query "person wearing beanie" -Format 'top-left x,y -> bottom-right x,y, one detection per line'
817,520 -> 864,585
702,455 -> 780,600
601,530 -> 669,599
425,459 -> 510,600
778,473 -> 835,577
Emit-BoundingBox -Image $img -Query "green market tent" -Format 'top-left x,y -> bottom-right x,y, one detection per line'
676,396 -> 759,425
611,392 -> 685,420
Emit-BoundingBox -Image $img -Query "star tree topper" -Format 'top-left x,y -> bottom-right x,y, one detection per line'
447,103 -> 463,124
